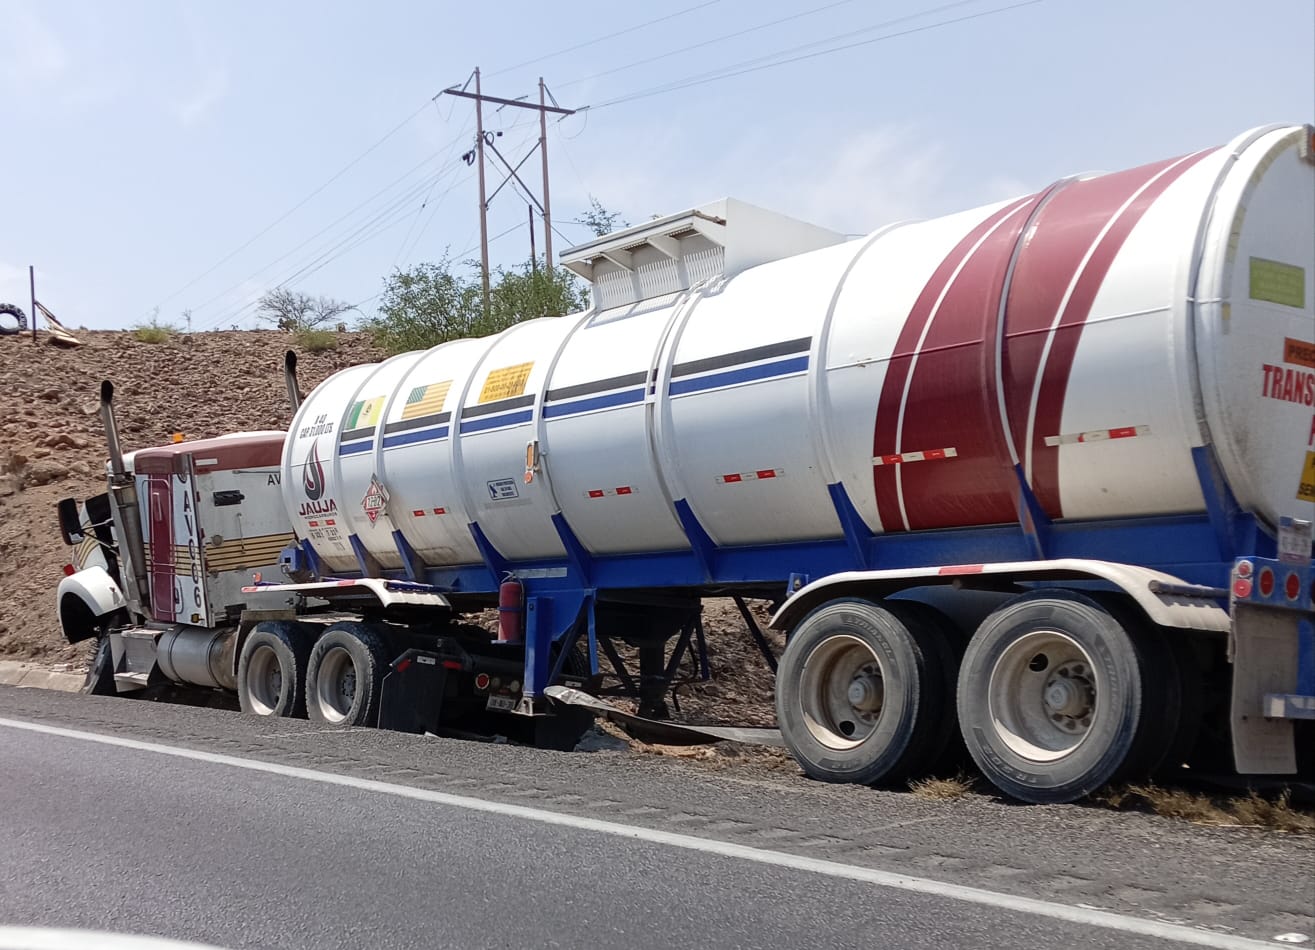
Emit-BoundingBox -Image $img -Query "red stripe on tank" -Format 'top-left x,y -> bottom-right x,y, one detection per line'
872,197 -> 1033,531
1017,149 -> 1215,515
888,189 -> 1048,530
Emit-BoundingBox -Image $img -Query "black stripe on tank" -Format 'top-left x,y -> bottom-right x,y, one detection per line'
460,394 -> 536,418
383,411 -> 453,434
546,370 -> 649,402
671,336 -> 812,379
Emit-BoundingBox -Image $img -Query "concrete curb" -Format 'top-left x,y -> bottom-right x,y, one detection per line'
0,661 -> 84,693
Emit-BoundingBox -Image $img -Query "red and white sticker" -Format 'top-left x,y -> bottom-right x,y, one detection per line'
715,468 -> 784,485
1043,425 -> 1149,447
871,447 -> 957,466
410,507 -> 448,517
585,486 -> 635,499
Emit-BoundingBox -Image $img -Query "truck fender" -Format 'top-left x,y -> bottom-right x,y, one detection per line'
770,558 -> 1232,634
57,565 -> 128,644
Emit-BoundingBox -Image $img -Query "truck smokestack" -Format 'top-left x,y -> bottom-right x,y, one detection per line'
284,350 -> 302,412
100,379 -> 150,610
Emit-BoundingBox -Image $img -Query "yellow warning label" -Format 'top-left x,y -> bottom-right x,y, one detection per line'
1298,451 -> 1315,502
479,362 -> 534,403
1250,257 -> 1306,309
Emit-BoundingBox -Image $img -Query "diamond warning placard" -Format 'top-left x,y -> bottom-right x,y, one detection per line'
362,474 -> 389,526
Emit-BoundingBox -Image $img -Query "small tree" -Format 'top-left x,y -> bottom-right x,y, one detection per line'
257,288 -> 352,333
483,260 -> 589,336
578,196 -> 628,237
362,258 -> 483,354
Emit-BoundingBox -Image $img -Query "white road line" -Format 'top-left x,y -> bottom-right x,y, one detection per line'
0,716 -> 1292,950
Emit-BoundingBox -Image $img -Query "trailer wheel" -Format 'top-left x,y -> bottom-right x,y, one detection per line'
958,591 -> 1149,803
0,303 -> 26,335
775,598 -> 949,786
306,623 -> 389,727
238,622 -> 311,718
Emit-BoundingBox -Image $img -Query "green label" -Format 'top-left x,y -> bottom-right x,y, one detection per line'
1249,257 -> 1306,309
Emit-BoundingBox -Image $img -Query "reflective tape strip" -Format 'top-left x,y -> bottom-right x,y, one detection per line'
585,487 -> 635,498
871,447 -> 958,466
1043,424 -> 1149,447
716,469 -> 784,484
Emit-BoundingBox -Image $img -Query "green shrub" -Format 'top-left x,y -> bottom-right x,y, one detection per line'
131,316 -> 178,344
295,328 -> 338,353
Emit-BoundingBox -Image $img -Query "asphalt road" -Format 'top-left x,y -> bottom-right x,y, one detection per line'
0,686 -> 1310,950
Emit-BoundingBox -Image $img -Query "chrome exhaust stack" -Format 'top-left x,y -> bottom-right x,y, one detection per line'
101,380 -> 150,613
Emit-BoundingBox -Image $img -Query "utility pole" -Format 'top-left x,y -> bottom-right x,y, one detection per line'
441,72 -> 575,313
474,68 -> 491,316
539,77 -> 555,270
528,204 -> 537,273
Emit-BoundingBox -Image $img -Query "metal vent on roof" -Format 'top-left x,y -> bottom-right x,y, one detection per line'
559,198 -> 845,312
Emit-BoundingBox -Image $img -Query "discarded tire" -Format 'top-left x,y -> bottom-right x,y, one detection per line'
0,304 -> 27,335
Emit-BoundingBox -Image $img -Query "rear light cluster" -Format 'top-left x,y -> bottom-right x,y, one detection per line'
1233,558 -> 1309,606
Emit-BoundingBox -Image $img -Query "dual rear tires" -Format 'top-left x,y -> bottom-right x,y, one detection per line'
776,591 -> 1188,803
237,622 -> 387,726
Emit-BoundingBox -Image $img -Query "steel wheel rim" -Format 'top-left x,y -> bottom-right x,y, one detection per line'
987,630 -> 1099,762
314,646 -> 357,724
798,633 -> 886,750
246,644 -> 284,716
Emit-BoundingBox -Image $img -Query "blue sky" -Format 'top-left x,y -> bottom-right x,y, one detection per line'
1,0 -> 1312,331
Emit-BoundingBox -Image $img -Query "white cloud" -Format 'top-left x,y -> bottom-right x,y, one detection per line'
177,65 -> 229,127
0,4 -> 68,88
553,121 -> 950,239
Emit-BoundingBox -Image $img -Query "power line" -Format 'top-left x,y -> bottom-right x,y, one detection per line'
558,0 -> 870,90
584,0 -> 1042,111
141,100 -> 436,321
485,0 -> 725,79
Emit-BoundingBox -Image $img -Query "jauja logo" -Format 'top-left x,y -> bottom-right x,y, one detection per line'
303,440 -> 326,501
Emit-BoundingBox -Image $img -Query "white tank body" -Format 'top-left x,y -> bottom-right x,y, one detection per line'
283,125 -> 1315,576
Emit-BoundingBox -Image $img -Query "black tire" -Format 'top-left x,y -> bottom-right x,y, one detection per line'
237,622 -> 312,719
0,303 -> 26,336
83,636 -> 117,696
886,600 -> 968,778
958,590 -> 1149,804
775,598 -> 949,786
305,622 -> 390,726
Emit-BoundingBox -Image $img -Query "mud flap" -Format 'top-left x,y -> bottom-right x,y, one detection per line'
1231,604 -> 1298,773
379,650 -> 447,735
545,686 -> 785,748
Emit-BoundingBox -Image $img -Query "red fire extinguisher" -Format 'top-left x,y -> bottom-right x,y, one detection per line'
498,575 -> 524,643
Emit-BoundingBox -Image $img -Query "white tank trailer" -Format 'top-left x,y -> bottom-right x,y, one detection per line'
57,124 -> 1315,802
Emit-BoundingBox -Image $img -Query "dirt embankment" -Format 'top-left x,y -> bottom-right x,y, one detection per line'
0,330 -> 381,664
0,329 -> 782,723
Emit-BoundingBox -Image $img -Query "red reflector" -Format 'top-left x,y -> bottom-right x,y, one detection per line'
615,486 -> 632,495
1285,572 -> 1301,601
1258,567 -> 1275,597
62,564 -> 76,577
396,658 -> 412,673
441,659 -> 462,671
938,564 -> 985,575
756,469 -> 777,479
474,673 -> 490,690
1108,426 -> 1138,439
1233,577 -> 1253,599
412,509 -> 425,517
723,473 -> 742,483
587,490 -> 605,499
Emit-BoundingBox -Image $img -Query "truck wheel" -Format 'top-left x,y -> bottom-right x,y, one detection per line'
0,303 -> 26,335
84,636 -> 116,696
534,645 -> 596,751
238,622 -> 311,718
957,591 -> 1151,803
306,623 -> 390,727
775,598 -> 949,786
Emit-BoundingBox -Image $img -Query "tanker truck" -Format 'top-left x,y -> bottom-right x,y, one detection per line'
55,123 -> 1315,803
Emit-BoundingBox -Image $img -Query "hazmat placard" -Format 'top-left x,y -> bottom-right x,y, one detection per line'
1298,451 -> 1315,502
1250,257 -> 1306,309
479,362 -> 534,402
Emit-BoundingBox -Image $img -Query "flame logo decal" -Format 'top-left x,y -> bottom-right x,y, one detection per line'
303,440 -> 325,501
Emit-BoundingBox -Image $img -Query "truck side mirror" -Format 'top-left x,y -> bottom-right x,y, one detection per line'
57,497 -> 85,546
